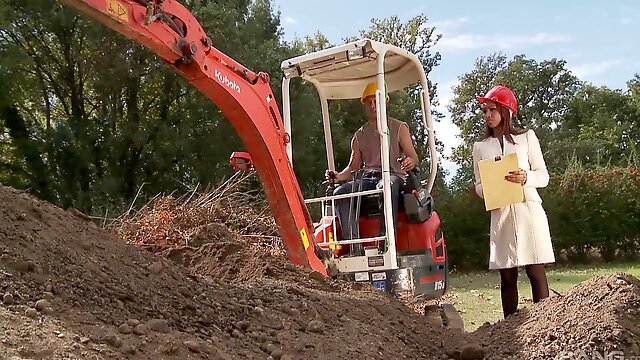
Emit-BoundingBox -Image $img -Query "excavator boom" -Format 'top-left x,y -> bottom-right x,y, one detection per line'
60,0 -> 326,274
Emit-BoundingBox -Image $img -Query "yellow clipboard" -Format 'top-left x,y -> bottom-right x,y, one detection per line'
478,152 -> 524,211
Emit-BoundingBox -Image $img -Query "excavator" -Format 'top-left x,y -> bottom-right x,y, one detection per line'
61,0 -> 459,324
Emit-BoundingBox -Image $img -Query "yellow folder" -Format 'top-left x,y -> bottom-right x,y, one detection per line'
478,152 -> 524,211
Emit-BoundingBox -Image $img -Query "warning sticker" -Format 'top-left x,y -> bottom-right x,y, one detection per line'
371,272 -> 386,281
372,280 -> 386,291
354,272 -> 369,282
367,256 -> 384,268
299,228 -> 310,249
106,0 -> 128,22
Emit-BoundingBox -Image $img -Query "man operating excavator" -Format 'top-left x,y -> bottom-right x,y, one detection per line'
325,81 -> 420,254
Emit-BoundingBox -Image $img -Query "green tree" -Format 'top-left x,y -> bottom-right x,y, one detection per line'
0,0 -> 293,214
545,85 -> 639,171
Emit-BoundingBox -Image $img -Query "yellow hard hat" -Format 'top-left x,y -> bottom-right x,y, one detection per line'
360,81 -> 389,103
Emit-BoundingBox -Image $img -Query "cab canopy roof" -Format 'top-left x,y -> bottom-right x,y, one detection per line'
280,39 -> 424,100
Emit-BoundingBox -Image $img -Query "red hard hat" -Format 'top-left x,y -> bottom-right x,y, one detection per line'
476,85 -> 518,115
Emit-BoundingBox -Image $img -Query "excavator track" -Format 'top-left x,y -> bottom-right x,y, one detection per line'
424,303 -> 464,331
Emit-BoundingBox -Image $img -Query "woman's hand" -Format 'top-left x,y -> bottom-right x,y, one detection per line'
505,169 -> 527,185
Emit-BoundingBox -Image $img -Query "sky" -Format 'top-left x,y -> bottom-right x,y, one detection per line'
271,0 -> 640,179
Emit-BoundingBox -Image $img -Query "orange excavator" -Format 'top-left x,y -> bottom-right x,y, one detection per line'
61,0 -> 453,306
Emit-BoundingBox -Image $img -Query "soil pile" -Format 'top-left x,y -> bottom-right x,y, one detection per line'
0,184 -> 468,359
1,183 -> 639,360
473,273 -> 640,359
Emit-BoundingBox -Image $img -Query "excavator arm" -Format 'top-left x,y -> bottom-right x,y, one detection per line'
60,0 -> 326,275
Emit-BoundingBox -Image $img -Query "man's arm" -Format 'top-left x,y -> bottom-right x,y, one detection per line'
328,136 -> 362,182
399,123 -> 419,171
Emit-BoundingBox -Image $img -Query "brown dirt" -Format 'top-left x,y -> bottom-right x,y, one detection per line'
473,273 -> 640,359
1,184 -> 639,360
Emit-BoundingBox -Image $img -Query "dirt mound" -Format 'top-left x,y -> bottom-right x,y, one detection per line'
154,240 -> 329,290
1,183 -> 639,360
473,273 -> 640,359
0,184 -> 467,359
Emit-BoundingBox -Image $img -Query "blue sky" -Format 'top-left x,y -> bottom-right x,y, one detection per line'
272,0 -> 640,178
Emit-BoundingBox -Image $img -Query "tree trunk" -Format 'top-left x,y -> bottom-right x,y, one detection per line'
1,104 -> 55,202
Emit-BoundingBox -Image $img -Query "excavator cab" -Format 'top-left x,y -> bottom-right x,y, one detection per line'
281,39 -> 448,301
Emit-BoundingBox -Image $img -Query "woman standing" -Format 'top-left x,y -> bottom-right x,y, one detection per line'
472,85 -> 555,318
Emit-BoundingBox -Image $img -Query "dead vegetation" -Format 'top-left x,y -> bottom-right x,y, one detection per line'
111,172 -> 285,257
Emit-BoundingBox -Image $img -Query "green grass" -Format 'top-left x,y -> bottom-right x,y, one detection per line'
446,262 -> 640,332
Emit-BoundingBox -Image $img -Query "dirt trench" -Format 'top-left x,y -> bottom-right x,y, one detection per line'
0,184 -> 639,360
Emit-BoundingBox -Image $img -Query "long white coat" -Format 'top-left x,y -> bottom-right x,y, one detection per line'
472,129 -> 555,270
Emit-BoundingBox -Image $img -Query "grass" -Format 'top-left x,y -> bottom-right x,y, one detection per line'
445,262 -> 640,332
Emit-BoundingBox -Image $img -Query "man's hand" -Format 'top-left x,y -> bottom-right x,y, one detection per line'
400,157 -> 416,172
505,169 -> 527,185
325,169 -> 339,182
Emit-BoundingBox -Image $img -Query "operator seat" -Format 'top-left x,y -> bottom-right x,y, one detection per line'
358,169 -> 433,223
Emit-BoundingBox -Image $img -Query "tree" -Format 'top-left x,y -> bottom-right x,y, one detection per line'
545,85 -> 639,170
0,0 -> 293,214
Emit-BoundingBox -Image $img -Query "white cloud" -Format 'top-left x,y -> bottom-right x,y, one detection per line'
433,80 -> 462,180
284,16 -> 296,24
434,118 -> 462,179
437,32 -> 572,53
570,59 -> 625,79
430,17 -> 469,31
619,17 -> 632,25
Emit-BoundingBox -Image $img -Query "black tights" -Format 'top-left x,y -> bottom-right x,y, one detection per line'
499,264 -> 549,318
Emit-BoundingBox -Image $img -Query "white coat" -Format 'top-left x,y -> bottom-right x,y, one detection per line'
472,129 -> 555,270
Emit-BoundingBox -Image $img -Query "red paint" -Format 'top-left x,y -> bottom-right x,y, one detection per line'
419,274 -> 445,283
360,211 -> 444,262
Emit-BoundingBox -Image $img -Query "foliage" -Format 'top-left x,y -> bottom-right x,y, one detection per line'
544,85 -> 640,172
437,188 -> 489,271
0,0 -> 289,214
544,162 -> 640,263
1,0 -> 448,211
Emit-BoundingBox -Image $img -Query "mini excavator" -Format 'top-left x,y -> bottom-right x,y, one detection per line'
61,1 -> 460,326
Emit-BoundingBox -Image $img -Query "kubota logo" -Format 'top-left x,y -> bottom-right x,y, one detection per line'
215,70 -> 241,94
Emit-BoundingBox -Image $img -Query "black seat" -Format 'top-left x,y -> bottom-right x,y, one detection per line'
357,169 -> 433,223
359,194 -> 381,218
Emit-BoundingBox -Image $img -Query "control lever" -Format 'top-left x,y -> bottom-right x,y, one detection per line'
324,170 -> 338,196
